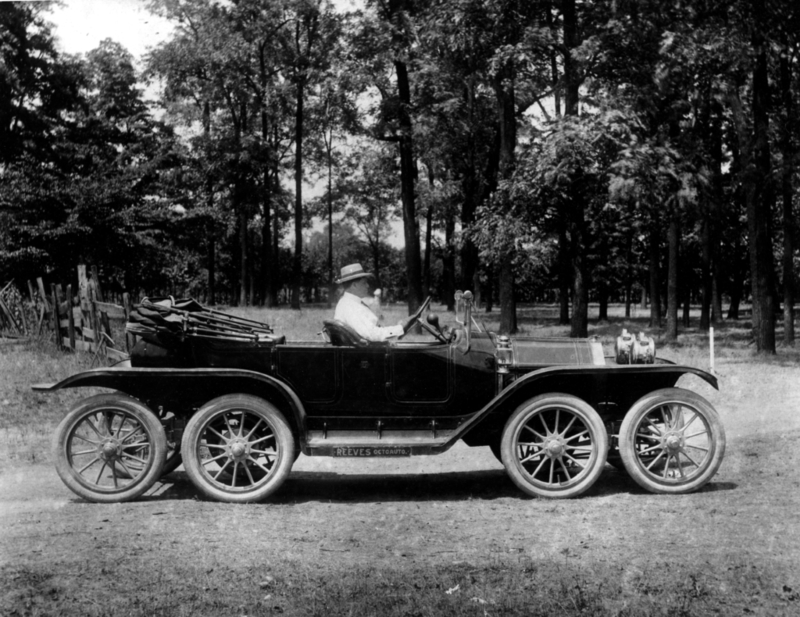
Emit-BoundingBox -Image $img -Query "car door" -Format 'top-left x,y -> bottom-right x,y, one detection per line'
388,343 -> 453,411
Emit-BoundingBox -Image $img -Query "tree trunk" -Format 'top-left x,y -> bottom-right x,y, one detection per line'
598,288 -> 608,322
498,257 -> 516,332
258,44 -> 274,308
558,221 -> 570,324
291,74 -> 304,310
327,136 -> 334,308
569,195 -> 588,338
711,106 -> 724,324
271,127 -> 281,305
395,58 -> 423,313
746,2 -> 776,352
443,207 -> 456,311
423,164 -> 434,294
494,60 -> 517,334
460,75 -> 479,294
207,223 -> 215,306
239,208 -> 248,306
648,224 -> 661,328
261,177 -> 273,307
562,0 -> 586,337
203,100 -> 216,305
261,113 -> 273,307
666,217 -> 679,340
700,216 -> 712,330
624,231 -> 633,318
485,267 -> 494,313
781,34 -> 795,345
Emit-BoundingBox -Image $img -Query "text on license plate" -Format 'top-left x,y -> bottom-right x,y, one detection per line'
333,446 -> 411,457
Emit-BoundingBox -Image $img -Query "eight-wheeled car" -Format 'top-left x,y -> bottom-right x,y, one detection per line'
35,292 -> 725,503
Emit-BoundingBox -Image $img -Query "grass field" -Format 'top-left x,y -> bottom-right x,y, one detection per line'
2,303 -> 800,616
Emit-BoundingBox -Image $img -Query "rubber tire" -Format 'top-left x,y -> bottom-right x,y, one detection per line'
500,393 -> 608,499
181,394 -> 295,503
53,393 -> 168,503
619,387 -> 725,494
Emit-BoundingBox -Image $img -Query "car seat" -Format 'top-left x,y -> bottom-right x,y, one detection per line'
322,320 -> 368,347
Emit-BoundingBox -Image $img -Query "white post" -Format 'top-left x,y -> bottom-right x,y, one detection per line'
709,326 -> 715,373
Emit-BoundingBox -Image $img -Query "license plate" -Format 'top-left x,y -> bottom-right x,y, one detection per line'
333,446 -> 411,457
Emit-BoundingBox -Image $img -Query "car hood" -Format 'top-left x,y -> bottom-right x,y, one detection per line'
506,336 -> 606,368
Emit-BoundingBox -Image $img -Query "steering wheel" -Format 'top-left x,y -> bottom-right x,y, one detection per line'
398,295 -> 431,338
399,296 -> 447,343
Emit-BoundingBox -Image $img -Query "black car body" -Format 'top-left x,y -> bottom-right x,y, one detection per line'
36,293 -> 725,503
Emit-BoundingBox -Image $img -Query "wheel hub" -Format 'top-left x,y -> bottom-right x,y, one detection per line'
100,440 -> 120,461
229,439 -> 249,460
663,432 -> 683,452
545,439 -> 565,458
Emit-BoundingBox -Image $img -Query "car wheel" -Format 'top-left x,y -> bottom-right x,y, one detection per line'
618,388 -> 725,494
114,413 -> 182,479
181,394 -> 295,503
53,394 -> 167,503
500,393 -> 608,498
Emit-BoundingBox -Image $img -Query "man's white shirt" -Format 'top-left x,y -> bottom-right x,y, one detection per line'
333,292 -> 403,342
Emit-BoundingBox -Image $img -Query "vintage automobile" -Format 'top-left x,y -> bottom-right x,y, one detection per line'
35,292 -> 725,504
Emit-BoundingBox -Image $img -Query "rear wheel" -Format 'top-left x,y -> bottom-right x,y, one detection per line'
53,394 -> 167,503
500,394 -> 608,498
114,411 -> 182,478
619,388 -> 725,494
181,394 -> 294,503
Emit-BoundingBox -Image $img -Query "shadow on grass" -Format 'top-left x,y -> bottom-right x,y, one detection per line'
141,466 -> 737,504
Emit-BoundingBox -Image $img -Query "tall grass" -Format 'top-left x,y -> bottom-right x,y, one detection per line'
0,338 -> 98,464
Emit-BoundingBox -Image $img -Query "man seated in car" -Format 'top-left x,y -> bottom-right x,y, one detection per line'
334,263 -> 413,342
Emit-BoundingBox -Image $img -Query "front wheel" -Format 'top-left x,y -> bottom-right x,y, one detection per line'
618,388 -> 725,494
53,394 -> 167,503
500,393 -> 608,498
181,394 -> 295,503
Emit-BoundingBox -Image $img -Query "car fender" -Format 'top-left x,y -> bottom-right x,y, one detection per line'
451,363 -> 718,446
33,367 -> 308,444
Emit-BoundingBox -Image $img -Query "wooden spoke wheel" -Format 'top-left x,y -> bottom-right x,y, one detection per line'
53,394 -> 167,503
181,394 -> 294,503
618,388 -> 725,494
500,393 -> 608,498
114,411 -> 182,479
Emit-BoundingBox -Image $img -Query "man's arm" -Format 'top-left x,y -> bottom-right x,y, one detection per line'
336,294 -> 404,342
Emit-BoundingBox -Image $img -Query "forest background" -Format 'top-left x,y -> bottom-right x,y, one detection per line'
1,0 -> 799,353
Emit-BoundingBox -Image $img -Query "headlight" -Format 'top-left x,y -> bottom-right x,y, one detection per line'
495,335 -> 513,373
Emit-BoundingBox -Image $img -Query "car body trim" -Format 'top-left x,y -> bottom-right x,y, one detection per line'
35,367 -> 308,442
444,363 -> 718,448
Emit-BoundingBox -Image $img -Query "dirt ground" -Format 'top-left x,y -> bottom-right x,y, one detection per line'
2,368 -> 800,616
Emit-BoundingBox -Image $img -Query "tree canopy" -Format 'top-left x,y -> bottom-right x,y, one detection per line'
2,0 -> 800,352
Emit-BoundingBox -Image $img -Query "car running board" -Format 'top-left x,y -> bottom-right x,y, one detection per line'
304,430 -> 456,457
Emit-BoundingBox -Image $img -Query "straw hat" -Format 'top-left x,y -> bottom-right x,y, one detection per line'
336,263 -> 372,285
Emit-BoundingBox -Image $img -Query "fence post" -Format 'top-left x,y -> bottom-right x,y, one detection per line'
90,287 -> 101,354
77,265 -> 90,346
123,292 -> 133,351
90,265 -> 104,302
50,283 -> 61,350
35,278 -> 48,336
66,284 -> 76,351
17,294 -> 28,335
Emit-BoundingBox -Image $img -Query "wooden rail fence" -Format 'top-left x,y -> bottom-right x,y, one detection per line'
0,265 -> 133,363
